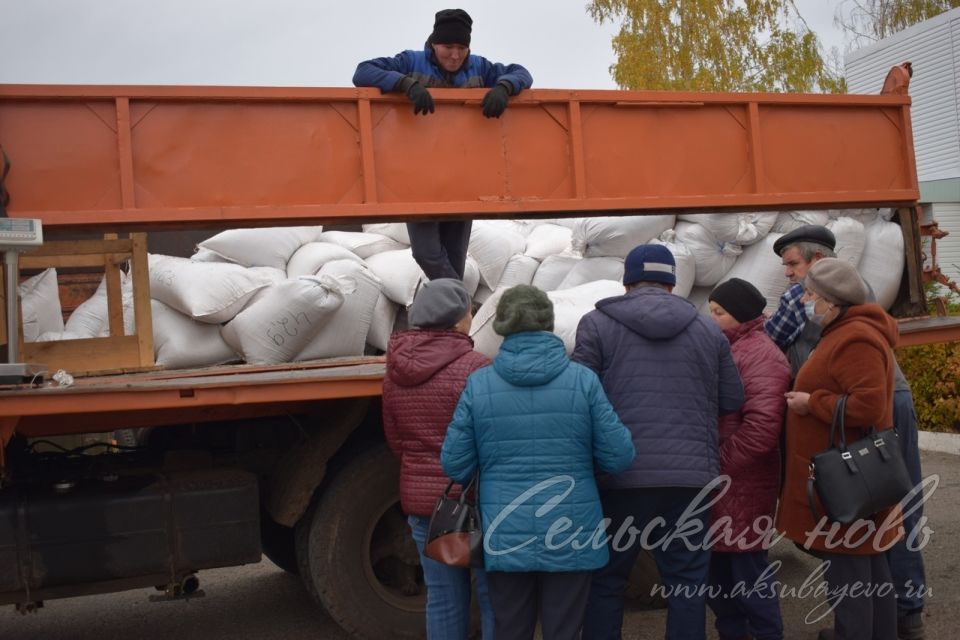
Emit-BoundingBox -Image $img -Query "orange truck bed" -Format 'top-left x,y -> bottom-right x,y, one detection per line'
1,84 -> 919,232
1,72 -> 958,460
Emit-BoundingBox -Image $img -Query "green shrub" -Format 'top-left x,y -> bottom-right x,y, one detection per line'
897,289 -> 960,432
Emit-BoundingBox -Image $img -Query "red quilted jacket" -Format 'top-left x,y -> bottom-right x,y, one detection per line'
382,329 -> 490,516
713,317 -> 791,553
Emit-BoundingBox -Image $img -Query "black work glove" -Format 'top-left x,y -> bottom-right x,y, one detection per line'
481,83 -> 511,118
405,82 -> 435,116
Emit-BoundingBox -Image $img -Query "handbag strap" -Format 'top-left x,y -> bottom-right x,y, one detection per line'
806,475 -> 822,522
459,471 -> 479,505
828,394 -> 849,450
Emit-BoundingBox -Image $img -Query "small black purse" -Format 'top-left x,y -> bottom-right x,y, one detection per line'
807,394 -> 913,524
424,474 -> 483,568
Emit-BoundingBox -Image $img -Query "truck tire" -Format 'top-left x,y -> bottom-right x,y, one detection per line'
298,444 -> 425,639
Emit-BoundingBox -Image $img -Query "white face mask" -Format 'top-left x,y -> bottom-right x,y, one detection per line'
804,299 -> 828,326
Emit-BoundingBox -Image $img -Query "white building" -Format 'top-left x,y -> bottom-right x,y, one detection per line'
846,7 -> 960,291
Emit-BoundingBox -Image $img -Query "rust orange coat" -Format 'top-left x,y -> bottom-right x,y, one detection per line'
776,304 -> 903,555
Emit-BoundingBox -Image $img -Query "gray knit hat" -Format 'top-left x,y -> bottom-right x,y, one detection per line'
408,278 -> 471,329
803,258 -> 868,306
493,285 -> 554,336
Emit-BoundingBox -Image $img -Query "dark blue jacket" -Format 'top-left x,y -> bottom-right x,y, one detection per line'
441,331 -> 635,572
573,287 -> 744,490
353,46 -> 532,94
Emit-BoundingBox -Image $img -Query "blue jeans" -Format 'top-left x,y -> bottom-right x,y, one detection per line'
888,388 -> 927,615
408,514 -> 494,640
582,487 -> 712,640
707,551 -> 783,640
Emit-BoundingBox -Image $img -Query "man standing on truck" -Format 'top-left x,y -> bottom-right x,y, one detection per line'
572,244 -> 744,640
765,224 -> 928,640
352,8 -> 533,282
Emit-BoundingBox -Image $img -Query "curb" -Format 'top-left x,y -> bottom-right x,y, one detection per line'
918,431 -> 960,456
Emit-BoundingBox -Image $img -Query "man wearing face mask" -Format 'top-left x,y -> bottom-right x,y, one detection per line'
352,8 -> 533,282
766,225 -> 927,640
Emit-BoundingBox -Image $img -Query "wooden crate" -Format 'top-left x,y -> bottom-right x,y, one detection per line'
1,233 -> 155,376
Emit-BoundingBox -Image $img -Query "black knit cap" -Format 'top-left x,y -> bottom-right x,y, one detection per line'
430,8 -> 472,46
772,224 -> 836,257
709,278 -> 767,323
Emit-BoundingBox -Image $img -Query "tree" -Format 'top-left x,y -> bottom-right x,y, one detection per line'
588,0 -> 845,93
838,0 -> 960,44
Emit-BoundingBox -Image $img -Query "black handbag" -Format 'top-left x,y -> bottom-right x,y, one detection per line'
806,394 -> 913,524
424,474 -> 483,568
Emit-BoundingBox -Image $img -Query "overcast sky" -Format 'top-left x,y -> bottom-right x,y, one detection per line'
2,0 -> 851,89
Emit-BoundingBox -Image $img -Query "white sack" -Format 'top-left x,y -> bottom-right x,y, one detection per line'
316,231 -> 406,259
286,242 -> 364,278
523,224 -> 573,260
496,255 -> 540,289
64,271 -> 135,338
197,226 -> 323,270
151,300 -> 238,369
191,247 -> 233,263
557,257 -> 624,290
827,217 -> 867,269
571,215 -> 675,258
364,249 -> 426,306
367,293 -> 399,352
651,230 -> 696,298
674,222 -> 742,287
858,220 -> 904,310
827,208 -> 880,226
20,269 -> 64,343
531,254 -> 581,292
686,285 -> 714,311
463,256 -> 481,297
469,286 -> 508,359
36,331 -> 85,342
149,254 -> 273,324
361,223 -> 411,245
714,233 -> 789,316
548,280 -> 627,354
472,283 -> 495,305
468,221 -> 527,289
220,275 -> 345,364
297,261 -> 383,360
476,219 -> 536,238
736,212 -> 779,246
677,214 -> 742,244
772,211 -> 831,233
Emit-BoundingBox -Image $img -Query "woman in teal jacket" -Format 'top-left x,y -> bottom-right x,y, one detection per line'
440,285 -> 635,640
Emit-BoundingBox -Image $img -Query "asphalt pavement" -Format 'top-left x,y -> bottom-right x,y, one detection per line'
2,450 -> 958,640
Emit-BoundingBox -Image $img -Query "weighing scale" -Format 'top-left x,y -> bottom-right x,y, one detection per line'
1,217 -> 46,384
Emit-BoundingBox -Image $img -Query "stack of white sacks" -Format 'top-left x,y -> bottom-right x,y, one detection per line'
21,210 -> 905,369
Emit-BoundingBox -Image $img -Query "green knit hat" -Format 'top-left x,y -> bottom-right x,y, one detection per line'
493,285 -> 554,336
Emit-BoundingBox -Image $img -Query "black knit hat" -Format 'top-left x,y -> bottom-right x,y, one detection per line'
429,9 -> 472,46
493,285 -> 554,336
709,278 -> 767,323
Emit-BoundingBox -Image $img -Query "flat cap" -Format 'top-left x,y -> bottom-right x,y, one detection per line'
773,224 -> 836,256
804,258 -> 869,306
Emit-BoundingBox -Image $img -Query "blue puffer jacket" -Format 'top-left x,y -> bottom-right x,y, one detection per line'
440,331 -> 635,573
353,46 -> 533,94
573,287 -> 744,490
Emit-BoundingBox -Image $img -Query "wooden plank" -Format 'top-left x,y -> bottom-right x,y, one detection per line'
891,206 -> 928,318
103,259 -> 124,337
23,335 -> 145,373
129,233 -> 154,367
24,239 -> 133,256
20,254 -> 127,269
